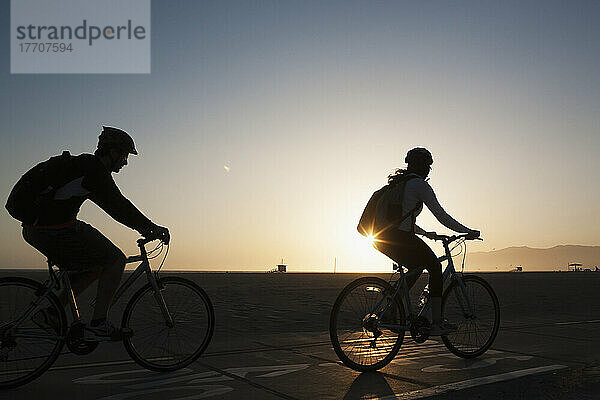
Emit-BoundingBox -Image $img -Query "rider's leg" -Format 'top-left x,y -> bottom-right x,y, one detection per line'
92,252 -> 127,320
414,244 -> 456,335
23,221 -> 129,335
430,297 -> 443,325
426,264 -> 443,324
374,231 -> 425,291
375,232 -> 453,334
57,268 -> 102,307
414,242 -> 456,335
22,223 -> 100,308
404,235 -> 443,323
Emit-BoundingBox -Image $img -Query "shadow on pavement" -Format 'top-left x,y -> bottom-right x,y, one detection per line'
342,371 -> 397,400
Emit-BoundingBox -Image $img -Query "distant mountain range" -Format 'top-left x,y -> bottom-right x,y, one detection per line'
466,245 -> 600,271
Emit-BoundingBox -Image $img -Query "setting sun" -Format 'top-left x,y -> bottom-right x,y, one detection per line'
366,234 -> 376,247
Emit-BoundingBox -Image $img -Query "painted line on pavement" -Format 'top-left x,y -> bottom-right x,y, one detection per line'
555,319 -> 600,326
375,364 -> 567,400
195,361 -> 301,400
47,359 -> 137,372
500,319 -> 600,331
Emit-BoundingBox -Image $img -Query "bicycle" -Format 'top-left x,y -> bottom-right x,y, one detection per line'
329,233 -> 500,372
0,237 -> 215,388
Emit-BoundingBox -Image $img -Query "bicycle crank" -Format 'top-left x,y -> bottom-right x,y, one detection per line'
410,316 -> 430,343
66,322 -> 98,355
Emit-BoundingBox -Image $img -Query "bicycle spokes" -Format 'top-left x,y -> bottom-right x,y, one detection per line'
0,278 -> 65,389
122,277 -> 214,372
330,277 -> 405,371
441,275 -> 500,358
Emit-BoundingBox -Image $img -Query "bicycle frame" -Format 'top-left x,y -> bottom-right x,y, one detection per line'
376,236 -> 476,331
110,240 -> 174,327
5,239 -> 172,341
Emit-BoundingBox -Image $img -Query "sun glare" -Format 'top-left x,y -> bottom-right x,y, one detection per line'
366,234 -> 376,247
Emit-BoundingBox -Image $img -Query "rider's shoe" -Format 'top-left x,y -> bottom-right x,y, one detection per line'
31,306 -> 61,334
83,320 -> 133,342
429,320 -> 457,336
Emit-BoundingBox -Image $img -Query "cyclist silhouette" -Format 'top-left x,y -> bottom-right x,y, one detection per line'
7,126 -> 169,340
359,147 -> 480,335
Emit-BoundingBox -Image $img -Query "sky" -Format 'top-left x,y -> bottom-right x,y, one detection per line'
1,1 -> 599,272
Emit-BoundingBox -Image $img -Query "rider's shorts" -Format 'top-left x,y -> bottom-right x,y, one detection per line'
22,220 -> 125,271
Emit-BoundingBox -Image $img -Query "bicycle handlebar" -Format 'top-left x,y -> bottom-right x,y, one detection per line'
430,233 -> 483,243
137,235 -> 169,247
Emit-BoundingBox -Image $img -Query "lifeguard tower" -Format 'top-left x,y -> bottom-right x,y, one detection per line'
277,258 -> 287,272
268,258 -> 287,273
568,262 -> 583,272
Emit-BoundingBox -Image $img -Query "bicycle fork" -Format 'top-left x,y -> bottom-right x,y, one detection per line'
146,271 -> 174,328
449,275 -> 476,318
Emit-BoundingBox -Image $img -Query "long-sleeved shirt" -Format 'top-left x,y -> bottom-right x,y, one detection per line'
33,153 -> 154,234
398,176 -> 471,234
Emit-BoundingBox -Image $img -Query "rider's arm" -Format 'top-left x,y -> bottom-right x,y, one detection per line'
419,181 -> 472,234
83,163 -> 155,235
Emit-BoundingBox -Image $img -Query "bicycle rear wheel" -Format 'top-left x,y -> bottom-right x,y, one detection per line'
122,276 -> 214,371
0,277 -> 66,389
441,274 -> 500,358
329,277 -> 405,372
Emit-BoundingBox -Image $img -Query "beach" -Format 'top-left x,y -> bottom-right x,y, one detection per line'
1,269 -> 598,354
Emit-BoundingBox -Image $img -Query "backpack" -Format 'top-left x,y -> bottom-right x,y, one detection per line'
357,174 -> 421,237
5,151 -> 72,225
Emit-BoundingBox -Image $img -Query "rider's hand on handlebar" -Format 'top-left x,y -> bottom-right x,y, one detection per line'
145,224 -> 170,244
465,230 -> 480,240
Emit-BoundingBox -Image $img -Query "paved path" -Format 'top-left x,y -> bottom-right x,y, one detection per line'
3,328 -> 598,400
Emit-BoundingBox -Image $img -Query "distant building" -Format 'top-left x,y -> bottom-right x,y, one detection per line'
510,266 -> 523,272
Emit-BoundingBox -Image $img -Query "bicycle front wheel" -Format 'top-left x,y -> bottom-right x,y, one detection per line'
329,277 -> 405,372
0,277 -> 66,389
122,276 -> 215,371
441,274 -> 500,358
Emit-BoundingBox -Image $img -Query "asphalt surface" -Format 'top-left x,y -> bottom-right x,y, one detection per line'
1,271 -> 599,399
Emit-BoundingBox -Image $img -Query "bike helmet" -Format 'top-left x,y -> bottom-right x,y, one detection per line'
405,147 -> 433,166
97,126 -> 138,155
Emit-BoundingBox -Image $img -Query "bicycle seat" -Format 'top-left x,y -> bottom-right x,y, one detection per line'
46,259 -> 71,271
46,259 -> 63,286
